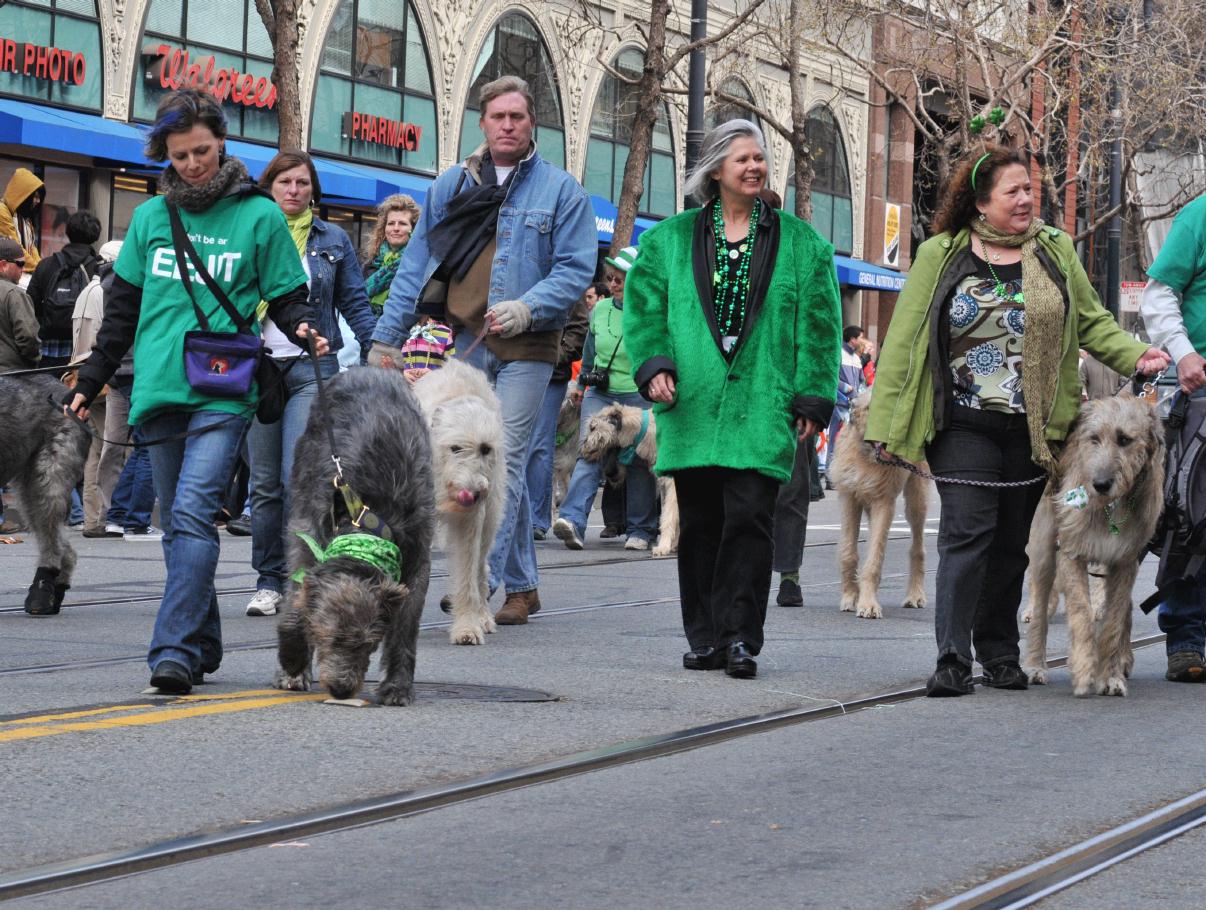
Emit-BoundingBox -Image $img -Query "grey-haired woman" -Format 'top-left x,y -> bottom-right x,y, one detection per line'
624,120 -> 842,680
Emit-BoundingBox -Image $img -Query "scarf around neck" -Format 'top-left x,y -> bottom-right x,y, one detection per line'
160,156 -> 250,213
427,153 -> 515,282
364,242 -> 404,305
255,208 -> 313,322
969,216 -> 1061,471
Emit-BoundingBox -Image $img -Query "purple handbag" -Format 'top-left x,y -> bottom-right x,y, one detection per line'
169,203 -> 262,398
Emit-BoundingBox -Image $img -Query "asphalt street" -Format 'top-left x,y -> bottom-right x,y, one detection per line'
2,490 -> 1204,908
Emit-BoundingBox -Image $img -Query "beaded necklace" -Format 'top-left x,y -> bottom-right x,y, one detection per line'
979,236 -> 1024,305
711,197 -> 761,337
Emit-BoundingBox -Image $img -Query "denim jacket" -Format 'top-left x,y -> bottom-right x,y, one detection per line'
372,146 -> 597,347
305,217 -> 377,358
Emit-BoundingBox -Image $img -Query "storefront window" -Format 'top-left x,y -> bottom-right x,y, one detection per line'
133,0 -> 279,142
0,158 -> 83,258
584,49 -> 675,218
458,13 -> 565,169
785,105 -> 853,254
0,0 -> 103,111
706,78 -> 760,132
108,174 -> 157,241
310,0 -> 437,174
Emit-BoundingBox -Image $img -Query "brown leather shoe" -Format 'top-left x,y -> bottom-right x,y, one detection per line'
495,589 -> 541,625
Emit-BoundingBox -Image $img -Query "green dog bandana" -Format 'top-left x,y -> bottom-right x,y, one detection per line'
291,532 -> 403,583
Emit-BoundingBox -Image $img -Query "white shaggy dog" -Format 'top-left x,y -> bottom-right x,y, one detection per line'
413,360 -> 507,646
828,391 -> 931,618
1023,394 -> 1164,696
578,403 -> 679,557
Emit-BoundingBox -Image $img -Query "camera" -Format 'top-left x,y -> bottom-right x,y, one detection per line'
580,369 -> 610,393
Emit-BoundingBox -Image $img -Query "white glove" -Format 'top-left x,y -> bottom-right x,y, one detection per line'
367,340 -> 406,371
486,299 -> 533,339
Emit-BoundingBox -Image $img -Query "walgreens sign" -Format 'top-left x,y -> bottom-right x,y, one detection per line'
143,44 -> 276,109
0,39 -> 86,85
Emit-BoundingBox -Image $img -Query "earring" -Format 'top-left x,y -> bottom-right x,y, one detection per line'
979,213 -> 986,221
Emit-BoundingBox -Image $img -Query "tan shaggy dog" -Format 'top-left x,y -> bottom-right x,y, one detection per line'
578,403 -> 679,557
828,391 -> 931,618
1023,394 -> 1164,697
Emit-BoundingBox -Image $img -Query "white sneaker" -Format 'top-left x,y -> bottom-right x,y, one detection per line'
124,525 -> 164,541
104,523 -> 123,537
552,518 -> 584,550
246,589 -> 283,616
624,537 -> 650,551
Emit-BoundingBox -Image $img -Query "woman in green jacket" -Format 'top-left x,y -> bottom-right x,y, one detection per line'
866,145 -> 1168,697
624,120 -> 841,680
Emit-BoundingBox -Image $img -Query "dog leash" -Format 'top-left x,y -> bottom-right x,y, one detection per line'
456,320 -> 493,362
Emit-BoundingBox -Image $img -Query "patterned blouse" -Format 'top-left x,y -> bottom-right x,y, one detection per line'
948,257 -> 1025,413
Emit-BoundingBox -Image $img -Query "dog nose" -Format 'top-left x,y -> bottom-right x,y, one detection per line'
1092,478 -> 1113,495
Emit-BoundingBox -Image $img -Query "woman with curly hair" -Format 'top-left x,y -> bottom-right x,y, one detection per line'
866,144 -> 1168,697
362,194 -> 421,315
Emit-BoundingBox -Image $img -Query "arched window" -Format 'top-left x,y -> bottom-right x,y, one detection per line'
785,106 -> 853,254
0,0 -> 102,111
310,0 -> 437,173
584,49 -> 675,218
134,0 -> 278,142
458,13 -> 565,169
706,78 -> 759,132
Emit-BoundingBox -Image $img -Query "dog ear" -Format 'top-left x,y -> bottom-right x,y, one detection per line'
375,580 -> 411,630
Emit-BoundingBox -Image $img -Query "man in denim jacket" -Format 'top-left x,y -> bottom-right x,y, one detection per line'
370,74 -> 596,625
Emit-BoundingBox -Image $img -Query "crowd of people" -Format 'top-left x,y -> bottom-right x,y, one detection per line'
2,73 -> 1203,697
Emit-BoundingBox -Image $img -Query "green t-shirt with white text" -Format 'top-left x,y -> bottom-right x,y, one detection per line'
1148,193 -> 1206,355
115,192 -> 307,425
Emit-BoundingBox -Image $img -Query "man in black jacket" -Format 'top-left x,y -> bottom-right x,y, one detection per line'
27,210 -> 101,368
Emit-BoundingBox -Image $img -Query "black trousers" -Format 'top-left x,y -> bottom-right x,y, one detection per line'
673,467 -> 779,655
772,437 -> 813,574
925,407 -> 1046,668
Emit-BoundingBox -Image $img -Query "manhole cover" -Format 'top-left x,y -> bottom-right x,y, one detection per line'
407,681 -> 557,702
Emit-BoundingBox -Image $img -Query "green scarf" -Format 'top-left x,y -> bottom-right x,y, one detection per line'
970,216 -> 1061,472
364,242 -> 404,313
257,207 -> 313,321
291,531 -> 403,583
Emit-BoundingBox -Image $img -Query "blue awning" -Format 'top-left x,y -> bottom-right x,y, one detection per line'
0,98 -> 432,208
590,194 -> 658,246
834,254 -> 906,292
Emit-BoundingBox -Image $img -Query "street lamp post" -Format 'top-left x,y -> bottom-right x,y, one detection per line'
685,0 -> 708,181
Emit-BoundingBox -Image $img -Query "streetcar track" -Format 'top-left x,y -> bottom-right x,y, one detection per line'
0,532 -> 913,614
0,631 -> 1168,902
0,569 -> 927,678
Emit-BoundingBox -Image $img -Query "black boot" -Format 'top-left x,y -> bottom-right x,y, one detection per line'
24,567 -> 60,616
52,583 -> 70,613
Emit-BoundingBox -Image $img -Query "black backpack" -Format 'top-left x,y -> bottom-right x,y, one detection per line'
41,252 -> 97,339
1141,393 -> 1206,612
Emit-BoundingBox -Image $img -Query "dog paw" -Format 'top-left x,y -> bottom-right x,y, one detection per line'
855,600 -> 883,619
839,594 -> 856,613
375,683 -> 415,707
449,619 -> 486,646
1072,680 -> 1094,698
272,668 -> 310,691
902,594 -> 926,610
651,544 -> 672,557
1024,665 -> 1047,685
1100,676 -> 1128,697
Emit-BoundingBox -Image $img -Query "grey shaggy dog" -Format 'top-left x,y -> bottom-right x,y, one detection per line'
273,367 -> 434,705
552,391 -> 581,511
0,375 -> 89,615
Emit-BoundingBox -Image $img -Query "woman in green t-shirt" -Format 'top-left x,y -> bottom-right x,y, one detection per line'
66,89 -> 327,696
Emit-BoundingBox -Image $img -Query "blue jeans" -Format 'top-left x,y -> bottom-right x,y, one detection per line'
1159,389 -> 1206,655
557,389 -> 658,544
106,426 -> 155,530
526,379 -> 568,533
247,358 -> 333,593
457,330 -> 553,595
144,409 -> 249,674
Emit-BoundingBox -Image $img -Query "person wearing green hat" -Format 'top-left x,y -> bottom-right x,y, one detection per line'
553,245 -> 659,552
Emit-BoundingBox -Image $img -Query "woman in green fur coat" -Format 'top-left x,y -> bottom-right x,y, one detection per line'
624,120 -> 842,680
865,145 -> 1169,698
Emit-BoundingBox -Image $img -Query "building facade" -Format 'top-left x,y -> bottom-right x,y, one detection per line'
1,0 -> 898,311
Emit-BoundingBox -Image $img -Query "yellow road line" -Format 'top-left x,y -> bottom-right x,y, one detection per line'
2,704 -> 156,725
0,694 -> 327,744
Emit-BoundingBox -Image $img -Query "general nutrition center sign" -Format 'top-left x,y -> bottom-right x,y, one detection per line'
142,45 -> 277,109
0,39 -> 86,86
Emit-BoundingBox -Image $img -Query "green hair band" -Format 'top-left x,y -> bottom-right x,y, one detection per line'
971,153 -> 992,192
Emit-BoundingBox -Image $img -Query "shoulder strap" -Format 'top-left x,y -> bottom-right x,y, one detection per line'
167,203 -> 253,335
